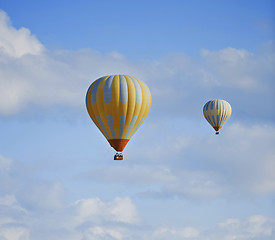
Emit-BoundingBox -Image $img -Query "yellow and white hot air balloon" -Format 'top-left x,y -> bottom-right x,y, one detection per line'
86,75 -> 151,160
203,99 -> 232,135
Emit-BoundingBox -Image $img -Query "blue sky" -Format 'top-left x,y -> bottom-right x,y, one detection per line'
0,1 -> 274,239
1,0 -> 274,58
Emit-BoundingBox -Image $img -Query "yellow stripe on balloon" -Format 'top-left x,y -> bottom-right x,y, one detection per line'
86,79 -> 109,139
122,76 -> 136,139
126,77 -> 149,138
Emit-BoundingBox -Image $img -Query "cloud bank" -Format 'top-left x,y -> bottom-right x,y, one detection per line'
0,9 -> 274,125
0,189 -> 274,240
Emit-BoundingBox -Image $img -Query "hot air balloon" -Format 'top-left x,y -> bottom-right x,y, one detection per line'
86,75 -> 151,160
203,99 -> 232,135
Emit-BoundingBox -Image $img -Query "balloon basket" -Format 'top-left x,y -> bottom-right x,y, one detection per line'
114,152 -> 123,160
215,131 -> 219,135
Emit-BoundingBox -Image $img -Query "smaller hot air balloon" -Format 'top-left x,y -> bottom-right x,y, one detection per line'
203,99 -> 232,135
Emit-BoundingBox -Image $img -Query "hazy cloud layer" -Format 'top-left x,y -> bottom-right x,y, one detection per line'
1,156 -> 274,240
202,215 -> 275,240
85,123 -> 275,199
150,215 -> 275,240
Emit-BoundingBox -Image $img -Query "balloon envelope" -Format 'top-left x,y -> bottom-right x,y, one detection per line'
203,99 -> 232,134
86,75 -> 151,152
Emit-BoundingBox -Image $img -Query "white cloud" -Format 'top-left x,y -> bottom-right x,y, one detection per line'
0,227 -> 30,240
21,181 -> 66,210
0,51 -> 88,115
153,227 -> 199,239
163,123 -> 275,197
82,226 -> 125,240
0,189 -> 138,240
213,215 -> 275,240
72,197 -> 139,225
200,45 -> 274,91
86,165 -> 176,185
0,155 -> 12,171
148,215 -> 275,240
86,165 -> 224,200
200,123 -> 275,195
0,10 -> 43,57
0,195 -> 28,214
0,195 -> 30,240
147,215 -> 275,240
